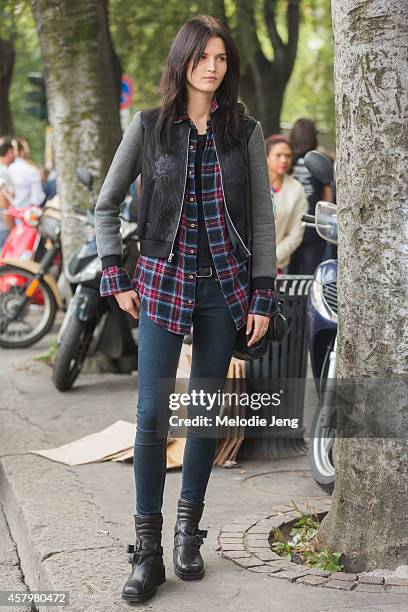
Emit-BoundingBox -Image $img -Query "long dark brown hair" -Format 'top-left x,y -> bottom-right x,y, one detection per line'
289,118 -> 318,156
156,15 -> 244,152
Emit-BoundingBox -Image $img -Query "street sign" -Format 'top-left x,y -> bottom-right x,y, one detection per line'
120,74 -> 134,110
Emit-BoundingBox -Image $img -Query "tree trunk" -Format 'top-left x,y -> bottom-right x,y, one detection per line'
240,56 -> 287,134
30,0 -> 122,263
236,0 -> 300,134
321,1 -> 408,572
0,37 -> 15,135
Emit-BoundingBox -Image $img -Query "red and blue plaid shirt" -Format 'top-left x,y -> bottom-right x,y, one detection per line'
100,98 -> 276,335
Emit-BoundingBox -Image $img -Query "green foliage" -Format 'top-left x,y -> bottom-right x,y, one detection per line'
4,0 -> 334,163
271,528 -> 292,560
312,550 -> 343,572
34,337 -> 58,366
108,0 -> 334,134
270,501 -> 344,572
281,0 -> 335,135
271,542 -> 292,560
1,0 -> 45,164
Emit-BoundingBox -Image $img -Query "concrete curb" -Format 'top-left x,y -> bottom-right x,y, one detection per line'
0,501 -> 31,612
0,454 -> 131,611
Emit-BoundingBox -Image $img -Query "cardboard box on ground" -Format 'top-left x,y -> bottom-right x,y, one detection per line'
32,343 -> 247,469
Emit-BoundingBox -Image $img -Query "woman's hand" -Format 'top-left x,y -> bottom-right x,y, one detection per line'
246,313 -> 270,347
114,290 -> 140,320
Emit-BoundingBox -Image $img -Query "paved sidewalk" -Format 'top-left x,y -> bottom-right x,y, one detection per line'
0,332 -> 406,611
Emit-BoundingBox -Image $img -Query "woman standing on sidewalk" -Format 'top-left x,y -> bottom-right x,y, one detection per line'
265,134 -> 308,273
95,15 -> 277,603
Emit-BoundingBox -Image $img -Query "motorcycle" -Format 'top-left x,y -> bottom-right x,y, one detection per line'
52,168 -> 139,392
303,151 -> 338,494
0,201 -> 64,348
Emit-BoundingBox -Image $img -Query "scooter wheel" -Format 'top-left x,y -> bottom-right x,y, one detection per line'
308,402 -> 336,495
52,315 -> 95,391
0,265 -> 57,348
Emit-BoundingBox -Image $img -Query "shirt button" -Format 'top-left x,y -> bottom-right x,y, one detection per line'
189,274 -> 194,279
190,223 -> 195,228
189,197 -> 194,202
188,299 -> 193,304
189,170 -> 193,175
190,249 -> 194,254
190,145 -> 194,150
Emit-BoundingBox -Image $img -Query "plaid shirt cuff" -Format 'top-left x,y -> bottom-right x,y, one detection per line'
248,288 -> 277,318
100,265 -> 133,297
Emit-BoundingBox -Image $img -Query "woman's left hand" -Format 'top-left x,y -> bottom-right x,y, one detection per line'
246,314 -> 270,347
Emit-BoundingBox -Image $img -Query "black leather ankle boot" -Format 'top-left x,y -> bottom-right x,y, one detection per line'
121,514 -> 166,602
173,498 -> 208,580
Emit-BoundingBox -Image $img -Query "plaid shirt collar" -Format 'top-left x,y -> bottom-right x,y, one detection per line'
173,95 -> 219,124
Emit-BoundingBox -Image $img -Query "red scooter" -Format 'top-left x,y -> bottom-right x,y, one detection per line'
0,205 -> 43,261
0,205 -> 46,306
0,198 -> 64,348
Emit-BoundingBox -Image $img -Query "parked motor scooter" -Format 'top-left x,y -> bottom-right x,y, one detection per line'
1,204 -> 43,261
302,151 -> 337,494
0,200 -> 64,348
1,197 -> 64,299
52,168 -> 139,392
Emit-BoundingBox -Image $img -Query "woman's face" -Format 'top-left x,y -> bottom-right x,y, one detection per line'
267,142 -> 293,177
186,36 -> 227,96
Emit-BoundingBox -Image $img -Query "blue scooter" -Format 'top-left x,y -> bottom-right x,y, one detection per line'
303,151 -> 338,494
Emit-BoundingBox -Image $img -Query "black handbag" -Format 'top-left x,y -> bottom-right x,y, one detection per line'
233,301 -> 287,361
232,122 -> 287,362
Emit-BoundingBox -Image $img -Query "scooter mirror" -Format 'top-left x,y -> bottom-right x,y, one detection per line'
304,150 -> 334,185
76,167 -> 93,191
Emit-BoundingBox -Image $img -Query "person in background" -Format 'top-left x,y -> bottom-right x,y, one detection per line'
9,138 -> 45,209
41,167 -> 57,201
288,118 -> 332,274
0,136 -> 15,249
265,134 -> 307,274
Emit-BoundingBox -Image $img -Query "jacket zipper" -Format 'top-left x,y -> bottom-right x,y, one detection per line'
212,137 -> 252,257
168,126 -> 191,262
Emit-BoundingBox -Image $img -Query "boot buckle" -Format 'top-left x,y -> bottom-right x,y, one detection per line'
127,544 -> 137,563
127,541 -> 163,563
127,544 -> 142,564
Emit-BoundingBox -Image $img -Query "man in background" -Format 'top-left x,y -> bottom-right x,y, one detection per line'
9,138 -> 45,209
0,136 -> 15,249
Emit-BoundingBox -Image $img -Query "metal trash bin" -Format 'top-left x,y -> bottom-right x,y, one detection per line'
238,275 -> 313,459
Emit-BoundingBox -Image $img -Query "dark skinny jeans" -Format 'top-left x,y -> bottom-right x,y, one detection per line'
133,275 -> 238,516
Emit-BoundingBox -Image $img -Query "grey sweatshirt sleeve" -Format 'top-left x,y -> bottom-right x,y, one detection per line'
247,121 -> 277,287
94,110 -> 143,265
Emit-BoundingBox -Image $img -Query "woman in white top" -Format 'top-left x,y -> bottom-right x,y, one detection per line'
265,134 -> 308,273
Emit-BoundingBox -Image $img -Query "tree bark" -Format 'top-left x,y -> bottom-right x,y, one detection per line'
238,0 -> 300,133
0,37 -> 15,135
30,0 -> 122,263
321,0 -> 408,571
